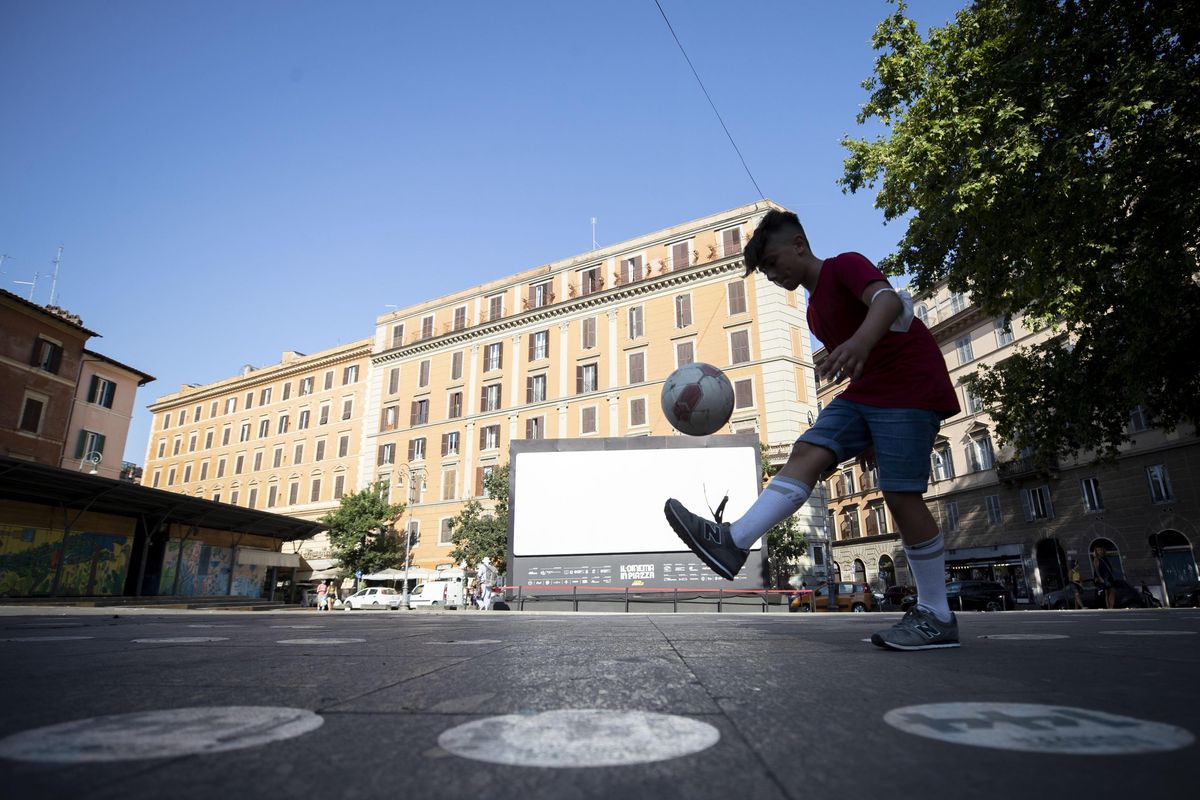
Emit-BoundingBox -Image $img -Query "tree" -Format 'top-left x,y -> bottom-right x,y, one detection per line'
762,445 -> 808,588
448,464 -> 510,572
320,487 -> 407,579
841,0 -> 1200,466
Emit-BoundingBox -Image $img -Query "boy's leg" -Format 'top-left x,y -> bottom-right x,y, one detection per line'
885,491 -> 951,622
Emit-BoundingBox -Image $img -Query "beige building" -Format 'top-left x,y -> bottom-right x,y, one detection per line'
367,201 -> 826,571
816,286 -> 1199,606
62,349 -> 155,479
142,340 -> 373,556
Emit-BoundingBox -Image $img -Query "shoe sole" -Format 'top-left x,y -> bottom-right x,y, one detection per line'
870,633 -> 960,651
663,501 -> 736,581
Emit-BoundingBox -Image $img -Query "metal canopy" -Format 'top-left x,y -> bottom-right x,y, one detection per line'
0,455 -> 325,541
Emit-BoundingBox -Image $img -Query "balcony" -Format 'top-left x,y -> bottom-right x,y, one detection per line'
997,455 -> 1058,483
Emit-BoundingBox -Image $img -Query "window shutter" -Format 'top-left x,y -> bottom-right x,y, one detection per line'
480,386 -> 488,410
526,377 -> 534,403
406,440 -> 414,462
576,366 -> 583,394
526,419 -> 533,439
29,340 -> 41,367
1021,490 -> 1034,522
528,334 -> 535,361
377,446 -> 385,466
543,331 -> 550,360
866,510 -> 879,536
410,401 -> 418,426
48,344 -> 62,373
476,467 -> 484,497
479,427 -> 486,449
1044,489 -> 1055,519
497,342 -> 503,369
87,375 -> 99,403
441,433 -> 448,456
75,430 -> 87,459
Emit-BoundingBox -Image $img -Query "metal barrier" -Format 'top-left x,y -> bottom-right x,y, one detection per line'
508,585 -> 800,613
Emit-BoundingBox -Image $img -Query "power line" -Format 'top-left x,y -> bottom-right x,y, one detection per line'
652,0 -> 765,200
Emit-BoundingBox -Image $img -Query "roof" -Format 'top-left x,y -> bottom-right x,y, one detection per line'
83,349 -> 156,386
0,456 -> 325,541
0,288 -> 101,337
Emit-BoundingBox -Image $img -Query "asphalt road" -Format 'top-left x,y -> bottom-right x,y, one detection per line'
2,606 -> 1197,799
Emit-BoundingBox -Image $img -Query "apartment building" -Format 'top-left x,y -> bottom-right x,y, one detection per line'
62,350 -> 155,479
816,286 -> 1199,606
362,201 -> 825,571
142,340 -> 373,556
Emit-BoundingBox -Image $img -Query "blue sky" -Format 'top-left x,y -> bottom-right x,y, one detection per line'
1,0 -> 967,463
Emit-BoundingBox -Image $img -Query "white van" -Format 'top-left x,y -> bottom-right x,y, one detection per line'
408,569 -> 467,608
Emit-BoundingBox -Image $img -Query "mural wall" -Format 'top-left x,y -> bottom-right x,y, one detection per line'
158,539 -> 264,597
0,506 -> 134,597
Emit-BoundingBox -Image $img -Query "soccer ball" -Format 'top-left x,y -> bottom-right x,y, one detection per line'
660,362 -> 735,436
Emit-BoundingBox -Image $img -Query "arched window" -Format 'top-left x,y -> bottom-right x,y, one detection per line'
853,559 -> 867,584
878,555 -> 895,588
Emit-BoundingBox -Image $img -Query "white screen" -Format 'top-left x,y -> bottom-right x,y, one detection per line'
512,445 -> 762,556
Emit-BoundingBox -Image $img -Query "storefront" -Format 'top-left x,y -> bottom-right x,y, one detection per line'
945,543 -> 1033,605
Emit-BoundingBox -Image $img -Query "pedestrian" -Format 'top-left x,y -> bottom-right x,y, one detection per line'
316,580 -> 328,612
1068,560 -> 1085,609
476,557 -> 498,611
664,209 -> 961,650
1092,546 -> 1117,609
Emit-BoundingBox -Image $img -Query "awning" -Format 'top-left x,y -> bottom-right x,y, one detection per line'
296,558 -> 340,582
362,567 -> 439,581
236,548 -> 301,568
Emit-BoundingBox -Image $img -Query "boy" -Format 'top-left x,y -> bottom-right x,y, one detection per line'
664,209 -> 961,650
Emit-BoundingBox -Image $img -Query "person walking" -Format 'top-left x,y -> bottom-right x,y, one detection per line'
664,209 -> 961,650
1068,560 -> 1085,609
1092,546 -> 1117,609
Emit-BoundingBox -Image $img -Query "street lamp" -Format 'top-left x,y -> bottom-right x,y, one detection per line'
79,451 -> 102,475
396,463 -> 426,609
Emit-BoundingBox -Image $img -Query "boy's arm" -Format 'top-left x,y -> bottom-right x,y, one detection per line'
818,280 -> 903,382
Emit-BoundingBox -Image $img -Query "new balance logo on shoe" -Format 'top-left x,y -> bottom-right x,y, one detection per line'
913,621 -> 942,639
703,525 -> 722,545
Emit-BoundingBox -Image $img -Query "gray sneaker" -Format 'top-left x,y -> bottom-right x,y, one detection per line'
871,606 -> 960,650
663,498 -> 747,580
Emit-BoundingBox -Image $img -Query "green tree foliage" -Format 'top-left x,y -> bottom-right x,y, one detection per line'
762,445 -> 807,588
448,464 -> 510,571
841,0 -> 1200,465
320,486 -> 407,578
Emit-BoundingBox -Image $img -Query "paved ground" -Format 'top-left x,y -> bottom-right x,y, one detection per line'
2,605 -> 1197,799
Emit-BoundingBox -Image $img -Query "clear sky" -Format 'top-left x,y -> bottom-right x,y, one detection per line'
1,0 -> 967,464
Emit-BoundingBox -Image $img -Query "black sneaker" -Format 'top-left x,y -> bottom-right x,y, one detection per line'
870,606 -> 960,651
663,498 -> 747,580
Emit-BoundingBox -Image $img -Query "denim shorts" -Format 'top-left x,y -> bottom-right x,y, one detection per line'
798,397 -> 943,493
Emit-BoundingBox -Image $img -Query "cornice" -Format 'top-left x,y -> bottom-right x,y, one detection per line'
374,258 -> 745,364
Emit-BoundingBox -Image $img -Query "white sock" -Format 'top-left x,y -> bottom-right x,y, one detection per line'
906,532 -> 951,622
729,476 -> 811,549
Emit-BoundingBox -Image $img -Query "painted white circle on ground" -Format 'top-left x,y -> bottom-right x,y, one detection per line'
132,637 -> 229,643
0,636 -> 94,642
884,702 -> 1193,755
429,639 -> 503,645
276,638 -> 365,645
438,709 -> 719,767
1099,630 -> 1196,636
0,706 -> 322,763
978,634 -> 1068,640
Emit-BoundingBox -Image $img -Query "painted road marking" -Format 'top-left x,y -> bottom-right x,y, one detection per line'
276,638 -> 365,645
0,636 -> 95,642
884,702 -> 1193,755
132,637 -> 230,643
428,639 -> 503,645
438,709 -> 720,767
0,706 -> 322,763
271,625 -> 327,629
186,624 -> 242,629
1099,630 -> 1196,636
977,634 -> 1068,640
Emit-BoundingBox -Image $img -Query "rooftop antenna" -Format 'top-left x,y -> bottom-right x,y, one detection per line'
0,254 -> 12,276
591,217 -> 598,250
13,273 -> 39,301
49,246 -> 63,306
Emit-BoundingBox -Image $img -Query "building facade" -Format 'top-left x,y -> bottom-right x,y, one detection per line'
141,340 -> 373,556
139,202 -> 830,577
62,349 -> 155,479
817,286 -> 1199,606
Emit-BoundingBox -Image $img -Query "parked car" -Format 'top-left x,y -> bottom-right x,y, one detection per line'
1170,585 -> 1200,608
880,585 -> 917,611
1042,579 -> 1145,610
945,580 -> 1014,611
792,581 -> 877,612
342,587 -> 401,610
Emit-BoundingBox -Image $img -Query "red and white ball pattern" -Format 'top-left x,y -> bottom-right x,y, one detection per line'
660,362 -> 735,436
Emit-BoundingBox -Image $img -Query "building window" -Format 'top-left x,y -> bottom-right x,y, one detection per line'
620,255 -> 643,283
480,425 -> 500,450
447,392 -> 463,419
260,387 -> 272,406
963,386 -> 985,415
945,501 -> 960,532
865,503 -> 889,536
994,318 -> 1015,347
310,479 -> 322,503
841,508 -> 861,539
1080,477 -> 1104,512
1022,485 -> 1054,521
931,443 -> 955,482
730,330 -> 751,364
1146,464 -> 1173,503
670,240 -> 691,271
965,432 -> 995,472
525,416 -> 545,440
267,485 -> 278,508
204,430 -> 214,449
484,342 -> 503,371
324,370 -> 334,391
950,291 -> 969,314
293,443 -> 304,464
418,359 -> 431,388
253,451 -> 264,471
388,367 -> 400,395
985,494 -> 1002,524
450,350 -> 464,380
581,317 -> 597,350
282,382 -> 292,401
421,315 -> 434,339
442,430 -> 460,456
240,423 -> 250,442
576,364 -> 598,394
298,409 -> 310,430
629,398 -> 646,427
277,414 -> 290,435
676,341 -> 695,367
581,406 -> 597,434
838,468 -> 856,497
442,468 -> 457,500
272,448 -> 283,468
333,475 -> 345,499
628,306 -> 644,339
188,434 -> 197,453
487,293 -> 504,321
440,518 -> 455,545
453,305 -> 467,331
74,429 -> 107,460
391,323 -> 405,348
30,337 -> 63,374
216,459 -> 226,479
529,280 -> 553,309
243,392 -> 253,411
528,331 -> 549,361
727,281 -> 747,315
628,352 -> 645,384
734,379 -> 754,409
579,265 -> 602,296
719,226 -> 742,256
338,435 -> 349,458
182,464 -> 192,483
258,419 -> 269,438
315,440 -> 325,461
18,395 -> 46,433
378,443 -> 396,466
481,383 -> 502,412
87,376 -> 117,408
173,437 -> 182,455
225,397 -> 237,414
342,365 -> 358,385
222,426 -> 231,445
675,294 -> 692,328
235,455 -> 245,474
1128,405 -> 1149,433
955,335 -> 974,365
527,374 -> 547,403
342,399 -> 353,421
288,483 -> 299,506
157,440 -> 166,458
299,376 -> 314,396
411,399 -> 429,426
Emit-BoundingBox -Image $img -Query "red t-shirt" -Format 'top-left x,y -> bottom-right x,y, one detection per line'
807,252 -> 959,416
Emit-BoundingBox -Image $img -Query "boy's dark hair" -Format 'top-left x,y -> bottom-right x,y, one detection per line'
743,209 -> 807,276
